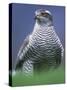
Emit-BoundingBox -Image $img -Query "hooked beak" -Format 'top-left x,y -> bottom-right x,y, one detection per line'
34,15 -> 40,20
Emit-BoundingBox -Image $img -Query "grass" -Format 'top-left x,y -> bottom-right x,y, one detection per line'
12,66 -> 65,87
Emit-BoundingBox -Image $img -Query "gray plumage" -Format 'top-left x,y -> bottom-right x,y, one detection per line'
15,9 -> 64,75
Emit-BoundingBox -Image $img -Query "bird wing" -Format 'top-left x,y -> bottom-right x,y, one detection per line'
17,35 -> 30,58
15,34 -> 30,70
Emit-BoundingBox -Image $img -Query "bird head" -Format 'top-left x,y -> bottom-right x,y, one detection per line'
35,9 -> 53,26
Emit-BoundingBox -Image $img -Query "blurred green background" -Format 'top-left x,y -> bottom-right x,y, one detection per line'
12,66 -> 65,87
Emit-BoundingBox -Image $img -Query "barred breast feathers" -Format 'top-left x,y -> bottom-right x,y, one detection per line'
29,22 -> 62,47
29,22 -> 64,60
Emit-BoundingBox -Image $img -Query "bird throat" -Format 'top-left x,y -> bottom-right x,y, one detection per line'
34,21 -> 53,33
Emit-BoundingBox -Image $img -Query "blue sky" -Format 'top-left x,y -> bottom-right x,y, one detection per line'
12,3 -> 65,69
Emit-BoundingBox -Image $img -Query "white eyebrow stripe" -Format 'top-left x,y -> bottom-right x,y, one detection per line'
45,10 -> 52,15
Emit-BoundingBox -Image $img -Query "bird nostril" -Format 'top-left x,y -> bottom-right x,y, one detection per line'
34,16 -> 37,20
34,15 -> 40,20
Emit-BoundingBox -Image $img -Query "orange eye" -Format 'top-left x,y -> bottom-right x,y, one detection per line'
41,12 -> 48,17
41,12 -> 45,15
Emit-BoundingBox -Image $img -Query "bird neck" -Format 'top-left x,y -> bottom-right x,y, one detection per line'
34,21 -> 53,30
36,20 -> 53,28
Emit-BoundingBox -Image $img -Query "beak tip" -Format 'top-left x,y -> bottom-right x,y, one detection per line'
34,16 -> 37,20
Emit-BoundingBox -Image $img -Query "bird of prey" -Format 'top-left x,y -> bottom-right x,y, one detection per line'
15,9 -> 64,75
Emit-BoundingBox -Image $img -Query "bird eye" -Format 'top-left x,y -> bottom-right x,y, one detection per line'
41,12 -> 48,17
41,12 -> 45,16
